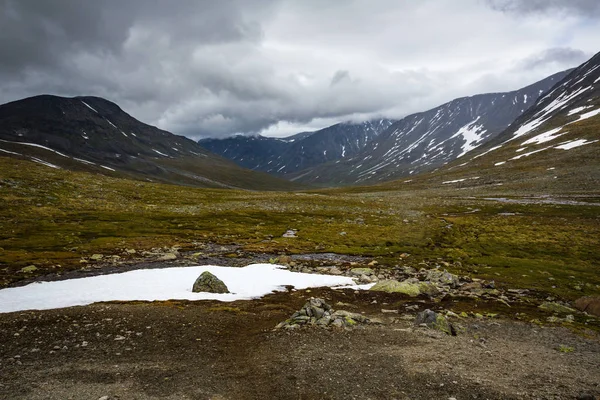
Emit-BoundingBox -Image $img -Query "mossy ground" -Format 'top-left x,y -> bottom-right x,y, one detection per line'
1,157 -> 598,304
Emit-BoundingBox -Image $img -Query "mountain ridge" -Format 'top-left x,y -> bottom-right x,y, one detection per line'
0,94 -> 303,191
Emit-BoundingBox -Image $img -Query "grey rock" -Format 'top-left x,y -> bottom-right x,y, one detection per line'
414,309 -> 455,335
192,271 -> 230,294
426,269 -> 460,288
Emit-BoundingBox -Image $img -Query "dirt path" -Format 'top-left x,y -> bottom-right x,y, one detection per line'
1,288 -> 599,399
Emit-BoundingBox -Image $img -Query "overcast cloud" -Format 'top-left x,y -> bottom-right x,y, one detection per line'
0,0 -> 598,139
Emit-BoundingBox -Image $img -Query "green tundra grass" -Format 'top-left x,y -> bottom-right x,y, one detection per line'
1,156 -> 599,302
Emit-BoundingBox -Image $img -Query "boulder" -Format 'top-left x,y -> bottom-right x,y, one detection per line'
414,309 -> 455,335
369,280 -> 422,296
573,296 -> 600,317
425,269 -> 460,288
20,265 -> 38,273
192,271 -> 229,293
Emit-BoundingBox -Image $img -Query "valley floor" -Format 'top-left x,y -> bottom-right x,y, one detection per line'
1,287 -> 599,400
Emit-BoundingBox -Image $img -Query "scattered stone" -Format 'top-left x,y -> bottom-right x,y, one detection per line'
350,268 -> 374,276
426,269 -> 460,288
461,282 -> 483,292
20,265 -> 37,273
539,302 -> 576,314
90,254 -> 104,261
192,271 -> 230,294
125,249 -> 136,254
573,296 -> 600,317
282,229 -> 297,238
278,255 -> 292,265
414,309 -> 457,336
275,298 -> 378,330
158,253 -> 177,261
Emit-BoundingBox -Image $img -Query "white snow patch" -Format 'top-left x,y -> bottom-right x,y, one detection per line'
0,264 -> 367,313
0,140 -> 69,157
554,139 -> 598,150
0,147 -> 22,156
442,176 -> 479,184
152,149 -> 169,157
80,101 -> 98,113
73,157 -> 96,166
521,127 -> 566,146
30,157 -> 61,169
100,165 -> 116,171
341,145 -> 346,157
567,106 -> 593,116
575,108 -> 600,122
495,161 -> 506,166
510,86 -> 593,141
471,145 -> 502,159
510,147 -> 551,160
442,178 -> 466,184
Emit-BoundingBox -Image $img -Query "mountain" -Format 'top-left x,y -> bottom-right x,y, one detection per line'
199,119 -> 394,175
410,50 -> 600,193
0,95 -> 303,190
288,70 -> 571,186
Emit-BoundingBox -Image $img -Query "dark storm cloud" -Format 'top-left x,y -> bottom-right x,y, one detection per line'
486,0 -> 600,16
519,48 -> 590,70
0,0 -> 596,139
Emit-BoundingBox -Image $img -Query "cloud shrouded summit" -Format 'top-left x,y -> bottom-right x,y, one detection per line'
0,0 -> 597,139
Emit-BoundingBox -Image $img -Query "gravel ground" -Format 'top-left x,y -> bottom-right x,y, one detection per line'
1,287 -> 599,400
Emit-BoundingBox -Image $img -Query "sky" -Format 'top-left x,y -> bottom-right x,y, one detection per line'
1,0 -> 599,139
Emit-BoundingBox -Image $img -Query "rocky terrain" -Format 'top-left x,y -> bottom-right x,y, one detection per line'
1,274 -> 599,399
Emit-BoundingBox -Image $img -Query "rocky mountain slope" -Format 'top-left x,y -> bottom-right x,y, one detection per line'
0,95 -> 302,190
199,119 -> 393,176
380,51 -> 600,193
289,70 -> 570,186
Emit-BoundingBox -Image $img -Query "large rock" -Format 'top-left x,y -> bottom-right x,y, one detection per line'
414,309 -> 455,335
192,271 -> 230,293
425,269 -> 460,288
574,296 -> 600,317
369,279 -> 439,297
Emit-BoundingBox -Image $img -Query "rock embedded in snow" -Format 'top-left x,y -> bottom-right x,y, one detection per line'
192,271 -> 230,294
